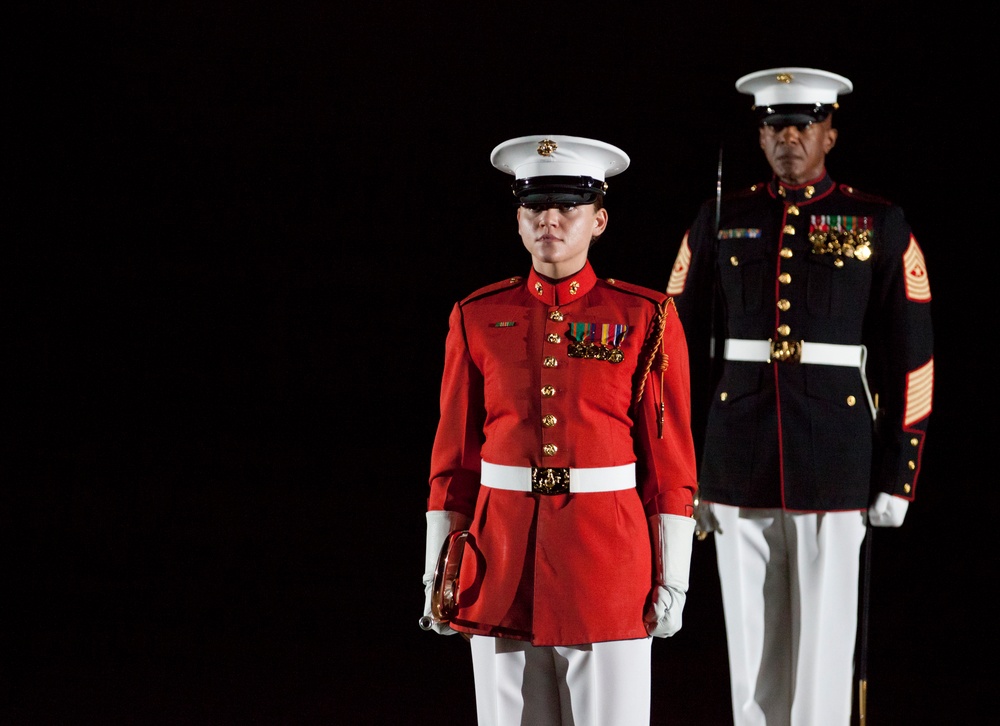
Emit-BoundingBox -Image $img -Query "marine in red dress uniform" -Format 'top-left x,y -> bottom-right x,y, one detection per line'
421,135 -> 698,726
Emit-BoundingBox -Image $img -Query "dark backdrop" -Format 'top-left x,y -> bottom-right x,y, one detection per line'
8,3 -> 992,724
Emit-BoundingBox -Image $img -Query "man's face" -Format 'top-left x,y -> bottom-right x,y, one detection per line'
517,203 -> 607,270
759,116 -> 838,185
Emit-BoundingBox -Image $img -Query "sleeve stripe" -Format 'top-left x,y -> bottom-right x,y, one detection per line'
666,233 -> 691,296
904,357 -> 934,427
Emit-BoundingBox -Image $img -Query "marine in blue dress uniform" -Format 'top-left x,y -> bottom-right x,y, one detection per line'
666,68 -> 934,725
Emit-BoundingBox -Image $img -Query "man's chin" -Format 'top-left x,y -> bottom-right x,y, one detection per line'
774,162 -> 807,184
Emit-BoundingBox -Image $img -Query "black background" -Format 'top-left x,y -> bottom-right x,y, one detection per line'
8,3 -> 993,724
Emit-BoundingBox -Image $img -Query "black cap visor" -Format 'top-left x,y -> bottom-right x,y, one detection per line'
756,103 -> 834,127
513,176 -> 606,206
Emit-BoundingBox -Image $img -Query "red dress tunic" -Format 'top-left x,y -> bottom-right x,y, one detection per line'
427,261 -> 697,646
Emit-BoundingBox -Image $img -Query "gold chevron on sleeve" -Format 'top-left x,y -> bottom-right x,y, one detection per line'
903,235 -> 931,302
666,233 -> 692,296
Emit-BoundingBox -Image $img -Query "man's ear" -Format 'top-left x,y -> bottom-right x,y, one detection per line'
825,127 -> 838,152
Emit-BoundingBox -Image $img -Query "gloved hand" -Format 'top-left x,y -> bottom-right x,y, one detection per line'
693,496 -> 722,540
421,509 -> 471,635
868,492 -> 908,527
644,513 -> 696,638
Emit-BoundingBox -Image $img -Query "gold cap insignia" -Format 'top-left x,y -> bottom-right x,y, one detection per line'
536,139 -> 558,156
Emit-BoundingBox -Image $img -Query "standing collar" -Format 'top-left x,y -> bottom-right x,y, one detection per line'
767,171 -> 835,204
526,261 -> 598,306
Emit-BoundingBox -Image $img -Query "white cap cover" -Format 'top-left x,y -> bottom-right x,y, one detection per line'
490,135 -> 630,183
735,67 -> 853,107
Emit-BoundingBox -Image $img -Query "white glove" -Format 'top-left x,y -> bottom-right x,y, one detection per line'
694,497 -> 722,540
868,492 -> 909,527
421,510 -> 472,635
644,514 -> 696,638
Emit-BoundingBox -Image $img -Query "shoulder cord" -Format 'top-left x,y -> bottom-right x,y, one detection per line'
632,299 -> 671,438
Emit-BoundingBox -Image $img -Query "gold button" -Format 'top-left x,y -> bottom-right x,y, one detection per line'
777,299 -> 790,311
908,460 -> 916,470
730,256 -> 739,266
720,392 -> 728,401
903,483 -> 911,494
910,437 -> 919,447
780,247 -> 793,258
779,272 -> 791,284
542,444 -> 558,457
541,385 -> 556,397
549,310 -> 564,322
783,224 -> 796,235
847,396 -> 856,406
542,414 -> 557,428
787,204 -> 800,215
547,333 -> 561,344
777,324 -> 790,336
543,356 -> 558,368
834,258 -> 844,268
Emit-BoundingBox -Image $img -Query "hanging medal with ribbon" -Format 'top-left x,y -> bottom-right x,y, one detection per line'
567,322 -> 629,363
809,214 -> 873,262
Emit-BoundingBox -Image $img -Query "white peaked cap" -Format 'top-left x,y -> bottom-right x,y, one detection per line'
490,135 -> 630,182
736,67 -> 853,107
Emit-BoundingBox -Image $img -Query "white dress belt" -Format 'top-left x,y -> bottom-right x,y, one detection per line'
722,338 -> 876,420
723,338 -> 864,366
481,460 -> 636,494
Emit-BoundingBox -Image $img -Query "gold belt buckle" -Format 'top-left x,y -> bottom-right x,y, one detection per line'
768,338 -> 802,364
531,467 -> 570,494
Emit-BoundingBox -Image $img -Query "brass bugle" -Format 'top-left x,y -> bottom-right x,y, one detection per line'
419,529 -> 470,629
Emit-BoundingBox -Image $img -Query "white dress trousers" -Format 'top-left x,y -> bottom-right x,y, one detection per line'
712,503 -> 867,726
470,634 -> 652,726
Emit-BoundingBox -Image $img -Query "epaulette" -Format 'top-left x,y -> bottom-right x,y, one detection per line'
459,275 -> 523,307
839,184 -> 893,205
598,277 -> 668,306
